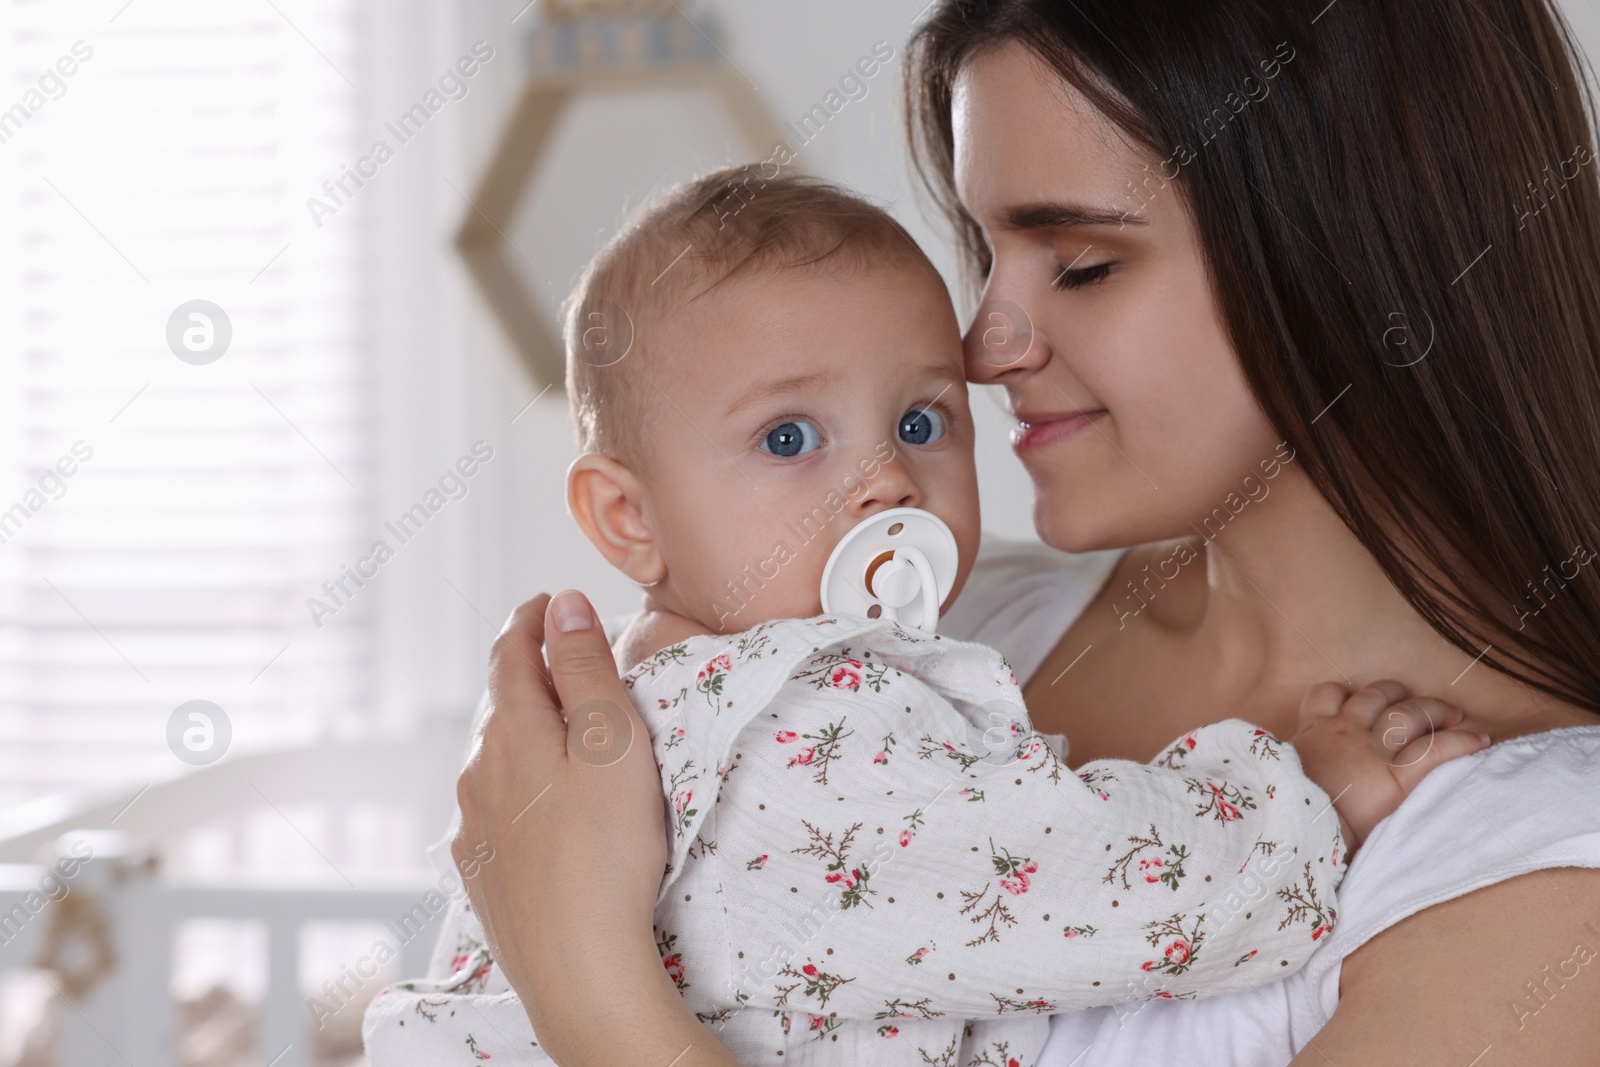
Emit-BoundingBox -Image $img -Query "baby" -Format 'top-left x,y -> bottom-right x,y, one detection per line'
366,169 -> 1443,1066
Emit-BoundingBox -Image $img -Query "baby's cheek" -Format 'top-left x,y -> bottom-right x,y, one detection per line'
687,523 -> 832,626
757,540 -> 832,617
939,478 -> 985,575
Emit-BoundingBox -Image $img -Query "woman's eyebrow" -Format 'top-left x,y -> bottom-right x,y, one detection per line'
1002,201 -> 1147,230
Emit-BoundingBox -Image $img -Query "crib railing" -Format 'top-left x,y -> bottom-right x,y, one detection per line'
1,870 -> 435,1067
0,724 -> 467,1067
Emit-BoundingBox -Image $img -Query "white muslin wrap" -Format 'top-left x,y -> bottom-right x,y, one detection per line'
364,615 -> 1345,1066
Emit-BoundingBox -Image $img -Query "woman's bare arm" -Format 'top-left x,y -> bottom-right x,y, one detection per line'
1294,867 -> 1600,1065
453,590 -> 740,1067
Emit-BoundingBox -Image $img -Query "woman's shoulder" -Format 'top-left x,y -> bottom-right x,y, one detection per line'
1297,722 -> 1600,1013
1332,722 -> 1600,931
939,533 -> 1126,687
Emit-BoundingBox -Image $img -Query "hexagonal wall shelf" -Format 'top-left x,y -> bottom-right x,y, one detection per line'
457,1 -> 784,390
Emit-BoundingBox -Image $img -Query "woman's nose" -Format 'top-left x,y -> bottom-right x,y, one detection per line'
963,285 -> 1050,384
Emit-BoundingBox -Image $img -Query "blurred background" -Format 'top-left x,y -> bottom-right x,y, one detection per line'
0,0 -> 1592,1064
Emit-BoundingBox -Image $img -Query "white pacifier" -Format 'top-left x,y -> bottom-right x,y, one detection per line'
819,507 -> 959,633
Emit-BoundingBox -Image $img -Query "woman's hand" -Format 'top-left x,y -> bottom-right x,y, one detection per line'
451,590 -> 738,1067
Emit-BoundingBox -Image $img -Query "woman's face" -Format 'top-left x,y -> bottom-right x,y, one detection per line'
953,42 -> 1285,551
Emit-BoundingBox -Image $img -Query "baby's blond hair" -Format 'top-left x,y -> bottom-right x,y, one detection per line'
563,165 -> 938,464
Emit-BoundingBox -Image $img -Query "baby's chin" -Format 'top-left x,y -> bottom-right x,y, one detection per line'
695,554 -> 981,635
700,594 -> 827,635
688,585 -> 825,633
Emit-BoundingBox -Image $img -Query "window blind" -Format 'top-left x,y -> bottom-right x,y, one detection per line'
0,0 -> 369,814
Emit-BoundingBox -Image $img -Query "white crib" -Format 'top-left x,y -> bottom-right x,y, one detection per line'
0,718 -> 467,1067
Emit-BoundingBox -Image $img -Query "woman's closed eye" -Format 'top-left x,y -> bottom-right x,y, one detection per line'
1052,260 -> 1115,291
898,407 -> 946,446
759,418 -> 822,458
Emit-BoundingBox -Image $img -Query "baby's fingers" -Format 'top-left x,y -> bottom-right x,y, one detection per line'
1375,696 -> 1461,757
1298,681 -> 1349,727
1342,680 -> 1410,727
1390,727 -> 1492,792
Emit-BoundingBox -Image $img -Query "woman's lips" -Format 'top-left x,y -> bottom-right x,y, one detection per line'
1011,409 -> 1107,452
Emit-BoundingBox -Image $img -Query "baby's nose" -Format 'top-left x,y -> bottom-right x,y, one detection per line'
852,456 -> 920,513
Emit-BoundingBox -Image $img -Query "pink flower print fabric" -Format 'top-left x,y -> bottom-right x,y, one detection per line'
365,616 -> 1345,1067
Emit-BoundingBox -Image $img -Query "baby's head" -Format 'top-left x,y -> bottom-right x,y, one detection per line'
565,167 -> 980,633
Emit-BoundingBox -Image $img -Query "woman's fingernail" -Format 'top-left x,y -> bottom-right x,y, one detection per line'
551,590 -> 593,632
1478,732 -> 1492,746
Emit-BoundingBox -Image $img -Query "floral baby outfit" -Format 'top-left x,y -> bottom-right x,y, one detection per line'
364,616 -> 1345,1067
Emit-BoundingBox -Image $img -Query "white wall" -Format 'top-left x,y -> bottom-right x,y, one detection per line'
1565,0 -> 1600,65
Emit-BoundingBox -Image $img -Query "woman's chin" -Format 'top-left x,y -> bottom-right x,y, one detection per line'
1031,497 -> 1120,555
1023,464 -> 1125,553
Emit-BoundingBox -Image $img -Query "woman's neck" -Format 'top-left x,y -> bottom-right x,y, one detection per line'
1171,470 -> 1593,741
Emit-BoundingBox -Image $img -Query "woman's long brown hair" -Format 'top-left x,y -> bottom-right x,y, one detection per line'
907,0 -> 1600,716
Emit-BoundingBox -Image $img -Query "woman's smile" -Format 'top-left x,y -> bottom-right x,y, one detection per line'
1010,407 -> 1107,453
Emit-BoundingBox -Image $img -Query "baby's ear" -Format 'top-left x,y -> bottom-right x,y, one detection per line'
567,453 -> 665,586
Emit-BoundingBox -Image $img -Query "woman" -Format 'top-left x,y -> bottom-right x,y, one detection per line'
452,0 -> 1600,1062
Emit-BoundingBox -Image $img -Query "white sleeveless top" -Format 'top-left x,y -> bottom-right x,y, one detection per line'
946,535 -> 1600,1067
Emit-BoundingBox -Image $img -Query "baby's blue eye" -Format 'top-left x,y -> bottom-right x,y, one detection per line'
899,408 -> 945,446
760,420 -> 821,458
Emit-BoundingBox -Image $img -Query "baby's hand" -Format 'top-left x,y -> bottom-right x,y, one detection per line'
1289,680 -> 1491,853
